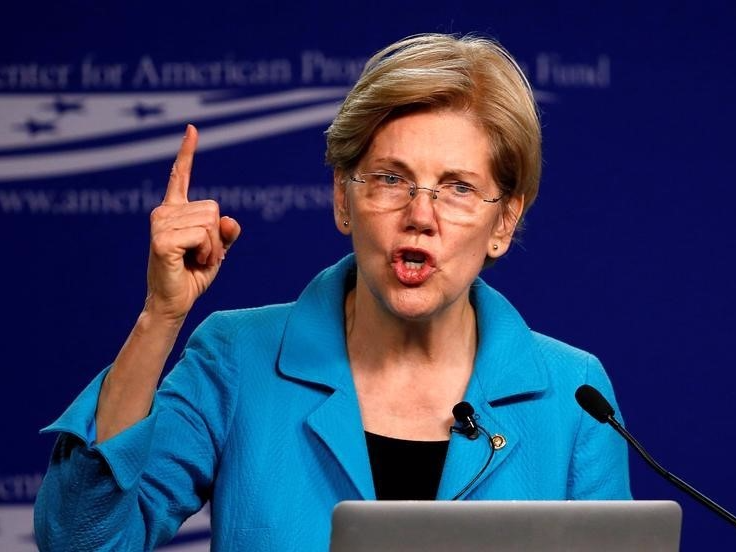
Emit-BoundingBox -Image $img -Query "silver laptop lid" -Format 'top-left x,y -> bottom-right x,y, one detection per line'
330,500 -> 682,552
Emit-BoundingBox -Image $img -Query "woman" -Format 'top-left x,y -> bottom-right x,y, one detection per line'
35,34 -> 630,551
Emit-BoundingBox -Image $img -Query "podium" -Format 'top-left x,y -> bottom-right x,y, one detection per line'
329,500 -> 682,551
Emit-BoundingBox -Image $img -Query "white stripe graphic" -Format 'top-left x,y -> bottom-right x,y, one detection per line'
0,102 -> 341,181
0,87 -> 348,150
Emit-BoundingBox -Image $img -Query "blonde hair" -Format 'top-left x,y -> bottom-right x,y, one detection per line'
325,33 -> 541,218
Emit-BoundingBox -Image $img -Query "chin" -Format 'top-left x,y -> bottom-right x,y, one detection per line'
382,289 -> 449,322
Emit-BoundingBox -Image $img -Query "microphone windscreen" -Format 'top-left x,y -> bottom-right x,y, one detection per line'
452,401 -> 475,422
575,384 -> 615,423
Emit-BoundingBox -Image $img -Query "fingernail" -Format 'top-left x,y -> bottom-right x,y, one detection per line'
184,124 -> 192,139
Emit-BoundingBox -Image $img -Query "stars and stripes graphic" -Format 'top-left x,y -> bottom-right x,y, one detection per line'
0,87 -> 348,182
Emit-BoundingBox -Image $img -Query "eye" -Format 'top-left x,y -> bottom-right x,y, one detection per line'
445,182 -> 477,196
374,173 -> 405,186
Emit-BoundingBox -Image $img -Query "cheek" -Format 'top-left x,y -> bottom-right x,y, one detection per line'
448,220 -> 493,251
349,214 -> 392,261
445,226 -> 493,272
352,206 -> 398,241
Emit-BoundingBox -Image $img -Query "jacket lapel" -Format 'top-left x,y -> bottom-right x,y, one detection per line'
306,388 -> 376,499
437,282 -> 549,499
277,257 -> 375,499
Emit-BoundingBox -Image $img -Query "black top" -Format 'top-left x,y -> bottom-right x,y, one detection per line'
365,431 -> 450,500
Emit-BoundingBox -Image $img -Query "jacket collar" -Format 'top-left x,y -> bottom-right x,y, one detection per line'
277,256 -> 355,390
277,254 -> 549,499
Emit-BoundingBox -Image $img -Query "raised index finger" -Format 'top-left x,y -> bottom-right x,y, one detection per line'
163,124 -> 198,205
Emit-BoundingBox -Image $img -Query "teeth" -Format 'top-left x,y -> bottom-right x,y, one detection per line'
404,261 -> 424,269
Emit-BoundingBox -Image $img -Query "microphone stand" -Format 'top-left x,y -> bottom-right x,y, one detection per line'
606,415 -> 736,527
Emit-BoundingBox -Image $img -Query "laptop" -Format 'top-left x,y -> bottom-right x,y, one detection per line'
329,500 -> 682,551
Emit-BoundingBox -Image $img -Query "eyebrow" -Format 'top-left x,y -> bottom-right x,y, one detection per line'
369,157 -> 484,182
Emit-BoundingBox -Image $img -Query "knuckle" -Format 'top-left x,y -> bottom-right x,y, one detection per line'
150,205 -> 174,224
150,206 -> 163,222
202,199 -> 220,215
190,200 -> 220,228
192,226 -> 209,244
150,234 -> 168,255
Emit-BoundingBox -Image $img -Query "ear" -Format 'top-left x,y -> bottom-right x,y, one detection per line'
333,169 -> 351,235
487,194 -> 524,258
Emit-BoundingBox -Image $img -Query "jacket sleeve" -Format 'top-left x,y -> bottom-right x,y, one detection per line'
567,355 -> 632,499
34,312 -> 241,551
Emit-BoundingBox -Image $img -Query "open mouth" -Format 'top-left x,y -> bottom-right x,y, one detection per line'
391,248 -> 436,285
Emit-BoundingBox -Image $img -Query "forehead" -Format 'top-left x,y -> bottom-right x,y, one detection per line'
362,108 -> 492,178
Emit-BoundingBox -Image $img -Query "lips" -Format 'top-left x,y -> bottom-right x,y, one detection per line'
391,247 -> 437,286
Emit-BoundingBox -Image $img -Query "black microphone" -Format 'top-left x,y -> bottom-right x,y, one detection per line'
575,384 -> 614,422
575,384 -> 736,527
452,401 -> 480,440
450,401 -> 495,500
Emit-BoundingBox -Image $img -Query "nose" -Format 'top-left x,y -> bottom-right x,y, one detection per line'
403,186 -> 439,234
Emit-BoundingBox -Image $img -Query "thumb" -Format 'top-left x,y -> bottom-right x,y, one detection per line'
220,216 -> 241,250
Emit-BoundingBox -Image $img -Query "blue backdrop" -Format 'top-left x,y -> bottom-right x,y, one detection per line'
2,2 -> 735,550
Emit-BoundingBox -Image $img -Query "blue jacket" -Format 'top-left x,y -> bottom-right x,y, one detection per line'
34,255 -> 630,551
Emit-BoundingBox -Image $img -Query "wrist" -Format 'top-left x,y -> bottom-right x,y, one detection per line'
133,306 -> 186,350
140,294 -> 188,330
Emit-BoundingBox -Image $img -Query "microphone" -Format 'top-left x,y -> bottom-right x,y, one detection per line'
452,401 -> 480,440
575,384 -> 614,422
575,384 -> 736,527
450,401 -> 495,500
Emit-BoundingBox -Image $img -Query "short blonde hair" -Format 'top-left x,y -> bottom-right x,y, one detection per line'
325,33 -> 541,218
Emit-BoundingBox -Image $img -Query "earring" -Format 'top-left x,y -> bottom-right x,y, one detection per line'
492,244 -> 499,251
343,220 -> 350,227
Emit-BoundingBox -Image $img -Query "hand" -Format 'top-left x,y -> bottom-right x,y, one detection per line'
144,124 -> 241,323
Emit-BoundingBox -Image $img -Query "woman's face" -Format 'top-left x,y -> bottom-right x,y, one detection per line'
334,108 -> 522,322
